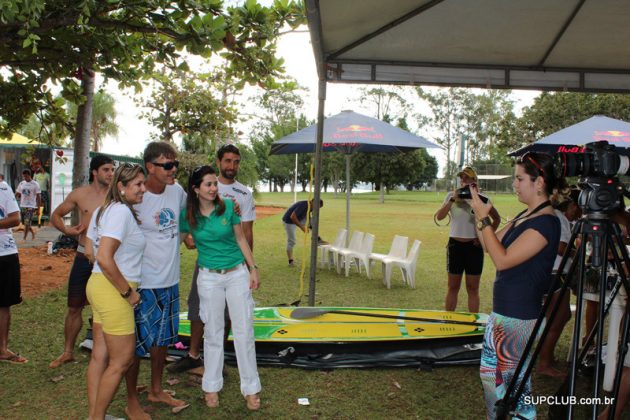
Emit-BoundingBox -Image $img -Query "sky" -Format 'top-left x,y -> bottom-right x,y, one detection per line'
99,25 -> 541,169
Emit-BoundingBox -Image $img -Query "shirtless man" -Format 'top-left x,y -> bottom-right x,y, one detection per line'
49,155 -> 115,368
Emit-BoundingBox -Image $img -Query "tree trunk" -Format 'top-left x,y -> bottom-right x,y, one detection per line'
379,181 -> 385,203
72,68 -> 95,225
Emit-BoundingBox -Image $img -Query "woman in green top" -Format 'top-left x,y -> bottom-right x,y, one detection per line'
180,165 -> 261,411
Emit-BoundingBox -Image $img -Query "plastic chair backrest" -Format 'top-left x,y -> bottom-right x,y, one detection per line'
389,235 -> 409,259
360,233 -> 375,254
333,229 -> 348,248
348,231 -> 364,251
407,240 -> 422,263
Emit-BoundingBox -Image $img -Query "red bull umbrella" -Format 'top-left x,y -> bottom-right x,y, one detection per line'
509,115 -> 630,157
270,110 -> 439,243
270,110 -> 438,154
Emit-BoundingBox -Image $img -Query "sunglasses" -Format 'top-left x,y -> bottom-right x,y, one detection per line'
151,160 -> 180,170
521,153 -> 544,177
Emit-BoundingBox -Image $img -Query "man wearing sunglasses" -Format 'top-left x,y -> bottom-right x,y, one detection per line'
126,141 -> 188,416
168,143 -> 256,373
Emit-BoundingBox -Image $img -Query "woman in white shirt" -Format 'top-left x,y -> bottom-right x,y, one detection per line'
435,167 -> 500,312
84,164 -> 146,420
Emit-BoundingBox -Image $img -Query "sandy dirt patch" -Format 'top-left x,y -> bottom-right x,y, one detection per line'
18,206 -> 284,298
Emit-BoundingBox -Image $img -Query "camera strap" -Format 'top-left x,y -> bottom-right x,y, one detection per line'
509,200 -> 551,226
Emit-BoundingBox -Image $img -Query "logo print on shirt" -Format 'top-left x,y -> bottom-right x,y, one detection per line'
154,208 -> 176,228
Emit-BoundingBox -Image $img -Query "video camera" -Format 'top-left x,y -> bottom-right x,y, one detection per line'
554,141 -> 629,214
456,184 -> 489,203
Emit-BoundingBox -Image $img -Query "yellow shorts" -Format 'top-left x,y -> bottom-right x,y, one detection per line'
86,272 -> 137,336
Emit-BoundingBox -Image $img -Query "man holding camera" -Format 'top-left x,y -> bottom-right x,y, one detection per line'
435,166 -> 500,312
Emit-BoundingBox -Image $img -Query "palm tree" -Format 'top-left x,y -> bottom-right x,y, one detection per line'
67,91 -> 119,152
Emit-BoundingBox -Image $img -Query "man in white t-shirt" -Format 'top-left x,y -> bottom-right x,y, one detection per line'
15,169 -> 41,240
168,143 -> 256,373
0,180 -> 27,363
126,142 -> 187,416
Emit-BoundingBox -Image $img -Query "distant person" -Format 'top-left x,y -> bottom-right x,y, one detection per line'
49,155 -> 115,369
84,163 -> 145,419
470,152 -> 562,420
169,144 -> 255,373
180,165 -> 261,410
282,199 -> 323,267
126,142 -> 187,416
15,169 -> 41,241
0,179 -> 27,364
435,167 -> 500,312
34,166 -> 50,216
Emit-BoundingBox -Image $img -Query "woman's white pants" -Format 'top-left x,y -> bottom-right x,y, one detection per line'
197,264 -> 261,396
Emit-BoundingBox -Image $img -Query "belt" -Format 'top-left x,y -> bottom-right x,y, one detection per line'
199,264 -> 242,275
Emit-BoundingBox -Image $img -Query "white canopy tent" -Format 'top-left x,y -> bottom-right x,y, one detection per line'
303,0 -> 630,306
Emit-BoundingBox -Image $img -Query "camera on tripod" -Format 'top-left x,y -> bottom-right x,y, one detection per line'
554,141 -> 630,214
456,184 -> 489,203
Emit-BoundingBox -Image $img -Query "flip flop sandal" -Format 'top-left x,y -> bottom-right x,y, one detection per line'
0,353 -> 28,364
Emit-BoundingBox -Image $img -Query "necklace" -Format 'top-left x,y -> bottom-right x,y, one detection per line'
509,200 -> 551,225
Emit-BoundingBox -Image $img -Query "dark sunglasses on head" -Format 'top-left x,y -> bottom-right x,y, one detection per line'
151,160 -> 180,170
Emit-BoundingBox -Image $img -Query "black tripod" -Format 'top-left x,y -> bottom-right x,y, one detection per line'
495,213 -> 630,420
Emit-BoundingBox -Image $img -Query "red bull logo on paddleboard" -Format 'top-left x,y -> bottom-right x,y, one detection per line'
593,130 -> 630,144
333,125 -> 383,140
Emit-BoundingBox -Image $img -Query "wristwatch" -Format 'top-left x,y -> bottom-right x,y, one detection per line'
476,216 -> 493,231
120,286 -> 132,298
248,264 -> 258,272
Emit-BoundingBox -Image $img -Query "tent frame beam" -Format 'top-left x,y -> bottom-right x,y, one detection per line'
537,0 -> 586,67
328,0 -> 445,61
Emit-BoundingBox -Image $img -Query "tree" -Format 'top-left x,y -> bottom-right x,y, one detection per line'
0,0 -> 305,188
67,91 -> 118,151
417,88 -> 519,174
249,80 -> 310,192
416,88 -> 468,178
140,69 -> 238,148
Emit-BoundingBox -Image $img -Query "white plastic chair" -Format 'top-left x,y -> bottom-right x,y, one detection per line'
333,231 -> 364,275
381,239 -> 421,289
318,229 -> 347,269
346,233 -> 375,278
369,235 -> 408,266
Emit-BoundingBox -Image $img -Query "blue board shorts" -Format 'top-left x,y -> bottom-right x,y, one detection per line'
134,284 -> 180,357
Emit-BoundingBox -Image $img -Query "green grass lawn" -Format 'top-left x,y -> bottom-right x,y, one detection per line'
0,191 -> 600,419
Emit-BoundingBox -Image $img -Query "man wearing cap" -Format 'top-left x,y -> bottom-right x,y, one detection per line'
435,166 -> 500,312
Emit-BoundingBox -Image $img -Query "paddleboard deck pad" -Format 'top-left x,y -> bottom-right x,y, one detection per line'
82,307 -> 486,369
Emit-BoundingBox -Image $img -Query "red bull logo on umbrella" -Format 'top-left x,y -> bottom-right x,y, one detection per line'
593,130 -> 630,144
333,124 -> 383,140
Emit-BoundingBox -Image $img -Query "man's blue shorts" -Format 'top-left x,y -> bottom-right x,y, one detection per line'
134,284 -> 180,357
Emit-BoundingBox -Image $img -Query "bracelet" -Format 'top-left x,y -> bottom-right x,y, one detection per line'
248,264 -> 258,272
120,286 -> 132,299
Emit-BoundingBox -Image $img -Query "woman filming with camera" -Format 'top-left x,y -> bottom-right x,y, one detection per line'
435,166 -> 500,313
470,152 -> 562,420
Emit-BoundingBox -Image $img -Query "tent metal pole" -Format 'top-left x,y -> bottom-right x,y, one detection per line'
309,76 -> 326,306
345,153 -> 351,245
